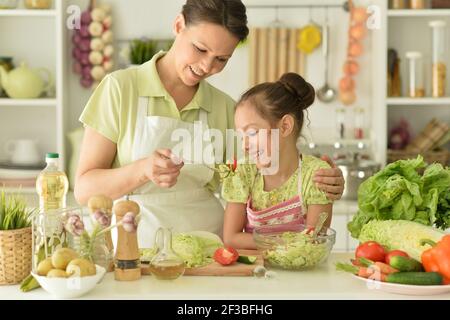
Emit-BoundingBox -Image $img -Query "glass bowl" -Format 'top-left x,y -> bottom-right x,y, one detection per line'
253,224 -> 336,270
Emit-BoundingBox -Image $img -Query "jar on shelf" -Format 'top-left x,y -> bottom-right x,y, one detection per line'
405,51 -> 425,98
0,0 -> 17,9
354,107 -> 365,140
429,20 -> 447,97
389,0 -> 406,9
335,108 -> 346,140
410,0 -> 427,9
24,0 -> 52,9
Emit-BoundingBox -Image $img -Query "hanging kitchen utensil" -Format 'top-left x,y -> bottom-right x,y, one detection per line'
297,7 -> 322,55
317,8 -> 337,103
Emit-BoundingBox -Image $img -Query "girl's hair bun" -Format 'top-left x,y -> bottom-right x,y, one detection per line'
278,72 -> 315,110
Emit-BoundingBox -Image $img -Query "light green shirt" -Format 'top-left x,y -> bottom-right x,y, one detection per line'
221,155 -> 332,211
79,51 -> 237,192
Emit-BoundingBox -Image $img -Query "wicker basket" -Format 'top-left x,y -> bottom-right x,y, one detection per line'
387,149 -> 450,166
0,227 -> 32,285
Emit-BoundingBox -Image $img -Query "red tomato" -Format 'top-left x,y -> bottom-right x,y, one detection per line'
214,247 -> 239,266
385,250 -> 409,265
355,241 -> 386,262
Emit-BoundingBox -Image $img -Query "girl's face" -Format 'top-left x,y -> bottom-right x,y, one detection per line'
235,101 -> 276,169
172,15 -> 240,86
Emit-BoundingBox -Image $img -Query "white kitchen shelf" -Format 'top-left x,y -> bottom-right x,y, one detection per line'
388,9 -> 450,17
0,9 -> 56,17
387,97 -> 450,105
0,98 -> 57,107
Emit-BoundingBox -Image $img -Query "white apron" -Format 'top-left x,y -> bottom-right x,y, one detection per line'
128,96 -> 224,248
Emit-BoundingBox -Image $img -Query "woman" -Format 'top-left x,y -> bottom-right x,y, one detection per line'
75,0 -> 344,248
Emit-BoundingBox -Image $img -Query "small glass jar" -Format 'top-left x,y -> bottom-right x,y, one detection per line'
354,108 -> 365,140
335,108 -> 346,140
410,0 -> 427,9
405,51 -> 425,98
25,0 -> 52,9
71,233 -> 113,271
0,0 -> 17,9
429,20 -> 447,97
389,0 -> 406,9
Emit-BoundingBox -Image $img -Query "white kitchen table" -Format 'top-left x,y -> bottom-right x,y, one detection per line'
2,253 -> 449,300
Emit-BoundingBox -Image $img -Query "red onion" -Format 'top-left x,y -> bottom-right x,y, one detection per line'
81,10 -> 92,25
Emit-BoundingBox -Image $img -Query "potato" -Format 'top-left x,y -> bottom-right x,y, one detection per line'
37,258 -> 54,276
51,248 -> 79,270
47,269 -> 69,278
88,195 -> 113,212
113,200 -> 140,217
66,258 -> 96,277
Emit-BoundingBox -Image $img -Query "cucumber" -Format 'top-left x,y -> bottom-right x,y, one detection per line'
386,272 -> 443,286
237,255 -> 257,264
389,256 -> 423,272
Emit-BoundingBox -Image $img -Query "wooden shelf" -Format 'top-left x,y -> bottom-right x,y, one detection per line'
387,97 -> 450,105
388,9 -> 450,17
0,9 -> 56,17
0,98 -> 57,107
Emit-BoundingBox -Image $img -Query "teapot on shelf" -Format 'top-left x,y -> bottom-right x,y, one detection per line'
0,62 -> 54,99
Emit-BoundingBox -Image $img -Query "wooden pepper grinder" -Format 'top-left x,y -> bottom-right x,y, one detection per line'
113,199 -> 141,281
87,195 -> 115,272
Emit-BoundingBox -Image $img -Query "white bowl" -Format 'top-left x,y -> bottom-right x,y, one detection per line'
31,265 -> 106,299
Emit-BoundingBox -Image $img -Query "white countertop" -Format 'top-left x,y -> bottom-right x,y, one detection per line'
3,253 -> 449,300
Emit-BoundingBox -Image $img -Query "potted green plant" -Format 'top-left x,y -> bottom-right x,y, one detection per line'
129,38 -> 156,67
124,38 -> 174,67
0,190 -> 35,285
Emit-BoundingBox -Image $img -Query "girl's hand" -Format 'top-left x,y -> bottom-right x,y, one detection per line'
313,155 -> 345,201
141,149 -> 184,188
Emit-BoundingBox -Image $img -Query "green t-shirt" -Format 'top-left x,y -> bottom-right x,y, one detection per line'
79,51 -> 237,192
221,155 -> 332,211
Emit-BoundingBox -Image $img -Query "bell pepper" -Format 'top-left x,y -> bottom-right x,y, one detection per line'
420,235 -> 450,285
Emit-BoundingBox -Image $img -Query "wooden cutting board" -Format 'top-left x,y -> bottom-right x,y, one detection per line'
141,249 -> 264,277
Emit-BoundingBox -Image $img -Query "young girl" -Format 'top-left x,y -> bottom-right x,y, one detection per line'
222,73 -> 333,249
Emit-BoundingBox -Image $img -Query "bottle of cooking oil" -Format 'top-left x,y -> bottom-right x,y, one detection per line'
36,153 -> 69,212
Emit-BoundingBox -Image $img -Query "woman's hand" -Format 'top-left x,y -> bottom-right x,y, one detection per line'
142,149 -> 184,188
314,155 -> 345,201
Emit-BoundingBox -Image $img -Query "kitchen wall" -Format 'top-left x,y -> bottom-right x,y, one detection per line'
66,0 -> 376,147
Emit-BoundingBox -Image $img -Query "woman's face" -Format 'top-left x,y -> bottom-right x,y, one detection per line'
172,15 -> 240,86
235,101 -> 277,169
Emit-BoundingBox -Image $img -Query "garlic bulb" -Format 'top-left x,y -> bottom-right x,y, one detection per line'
102,30 -> 113,44
103,15 -> 112,29
89,22 -> 104,37
103,45 -> 114,58
89,51 -> 104,65
90,37 -> 105,51
91,8 -> 106,22
91,65 -> 106,81
103,60 -> 114,72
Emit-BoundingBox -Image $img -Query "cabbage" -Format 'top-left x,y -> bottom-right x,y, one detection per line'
264,231 -> 329,269
358,220 -> 446,261
348,156 -> 450,238
140,232 -> 223,268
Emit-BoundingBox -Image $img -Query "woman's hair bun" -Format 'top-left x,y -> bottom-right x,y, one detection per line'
278,72 -> 315,110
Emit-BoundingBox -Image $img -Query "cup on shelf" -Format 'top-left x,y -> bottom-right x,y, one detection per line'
4,139 -> 41,166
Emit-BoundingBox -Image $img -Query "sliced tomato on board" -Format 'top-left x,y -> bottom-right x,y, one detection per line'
214,247 -> 239,266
